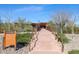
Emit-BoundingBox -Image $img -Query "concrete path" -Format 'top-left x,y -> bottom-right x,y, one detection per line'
30,28 -> 62,54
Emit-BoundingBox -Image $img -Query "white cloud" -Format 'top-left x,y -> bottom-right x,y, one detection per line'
14,6 -> 43,12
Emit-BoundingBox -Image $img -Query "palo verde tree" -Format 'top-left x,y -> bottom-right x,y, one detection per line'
15,17 -> 32,32
15,17 -> 26,32
3,16 -> 11,32
48,20 -> 56,32
52,11 -> 71,52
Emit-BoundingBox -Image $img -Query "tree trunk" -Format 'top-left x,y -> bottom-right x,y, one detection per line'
61,42 -> 64,52
72,24 -> 74,34
61,27 -> 64,52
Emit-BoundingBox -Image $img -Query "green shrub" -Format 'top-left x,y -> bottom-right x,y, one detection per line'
17,33 -> 32,44
58,33 -> 70,44
68,50 -> 79,54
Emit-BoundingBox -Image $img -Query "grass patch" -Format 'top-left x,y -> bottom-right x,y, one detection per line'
17,33 -> 32,44
68,50 -> 79,54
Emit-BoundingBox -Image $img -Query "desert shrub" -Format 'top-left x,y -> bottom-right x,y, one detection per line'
57,33 -> 70,44
68,50 -> 79,54
17,33 -> 32,44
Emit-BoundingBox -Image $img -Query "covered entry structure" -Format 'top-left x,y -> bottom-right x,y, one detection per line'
31,22 -> 48,31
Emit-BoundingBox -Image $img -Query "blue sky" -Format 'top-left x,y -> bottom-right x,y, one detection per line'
0,4 -> 79,23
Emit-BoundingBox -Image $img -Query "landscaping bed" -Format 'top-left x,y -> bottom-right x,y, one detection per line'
16,33 -> 32,44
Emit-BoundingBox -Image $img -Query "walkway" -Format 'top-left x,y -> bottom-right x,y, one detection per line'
30,28 -> 62,54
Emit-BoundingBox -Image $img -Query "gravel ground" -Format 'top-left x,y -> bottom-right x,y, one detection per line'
0,44 -> 29,54
64,34 -> 79,53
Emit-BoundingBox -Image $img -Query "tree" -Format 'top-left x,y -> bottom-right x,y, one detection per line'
25,20 -> 32,32
4,16 -> 11,32
48,20 -> 56,32
15,17 -> 26,32
71,16 -> 78,34
52,11 -> 71,52
15,17 -> 32,32
0,16 -> 3,32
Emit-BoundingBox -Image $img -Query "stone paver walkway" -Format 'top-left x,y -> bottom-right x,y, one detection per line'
30,28 -> 62,54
